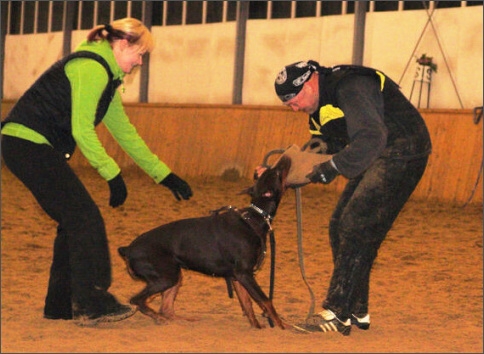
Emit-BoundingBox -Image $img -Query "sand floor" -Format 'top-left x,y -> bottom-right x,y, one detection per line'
1,166 -> 482,353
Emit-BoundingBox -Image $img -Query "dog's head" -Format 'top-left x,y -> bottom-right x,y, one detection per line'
242,155 -> 291,216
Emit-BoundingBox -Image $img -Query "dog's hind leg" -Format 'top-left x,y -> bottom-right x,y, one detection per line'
130,285 -> 168,324
128,262 -> 183,324
158,276 -> 180,319
158,273 -> 199,322
232,279 -> 263,328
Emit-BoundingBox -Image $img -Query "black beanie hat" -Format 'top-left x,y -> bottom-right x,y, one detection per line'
274,60 -> 318,102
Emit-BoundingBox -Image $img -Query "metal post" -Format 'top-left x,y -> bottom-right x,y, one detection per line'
0,1 -> 8,99
63,1 -> 75,57
232,1 -> 249,104
418,65 -> 424,108
410,64 -> 432,109
140,1 -> 153,103
352,1 -> 366,65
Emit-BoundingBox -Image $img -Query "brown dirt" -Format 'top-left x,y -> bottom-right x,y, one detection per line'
1,166 -> 482,353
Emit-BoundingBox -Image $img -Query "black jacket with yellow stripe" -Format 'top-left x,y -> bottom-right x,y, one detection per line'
309,65 -> 431,178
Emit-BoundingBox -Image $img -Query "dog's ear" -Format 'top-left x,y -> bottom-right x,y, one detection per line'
239,186 -> 254,196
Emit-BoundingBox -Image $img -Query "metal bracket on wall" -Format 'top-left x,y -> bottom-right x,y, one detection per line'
398,2 -> 464,108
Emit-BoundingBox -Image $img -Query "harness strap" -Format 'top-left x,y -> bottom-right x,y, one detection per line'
211,205 -> 271,273
239,209 -> 268,273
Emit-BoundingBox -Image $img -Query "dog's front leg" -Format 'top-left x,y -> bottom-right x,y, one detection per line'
232,279 -> 264,329
235,273 -> 291,330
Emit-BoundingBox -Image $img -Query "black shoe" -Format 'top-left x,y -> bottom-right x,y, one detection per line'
74,304 -> 136,327
351,313 -> 370,330
293,309 -> 351,336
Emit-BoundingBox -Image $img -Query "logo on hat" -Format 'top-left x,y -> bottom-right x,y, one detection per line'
275,61 -> 317,102
275,68 -> 288,85
293,69 -> 312,87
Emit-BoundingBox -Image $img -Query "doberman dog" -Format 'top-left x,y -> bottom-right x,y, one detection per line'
118,155 -> 292,329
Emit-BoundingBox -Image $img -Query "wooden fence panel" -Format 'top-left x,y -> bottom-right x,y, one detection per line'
1,101 -> 482,205
414,109 -> 482,205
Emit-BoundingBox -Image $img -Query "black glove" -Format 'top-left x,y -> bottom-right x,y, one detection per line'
306,160 -> 339,184
108,173 -> 127,208
160,173 -> 193,201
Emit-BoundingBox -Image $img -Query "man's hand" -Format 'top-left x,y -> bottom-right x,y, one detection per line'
306,160 -> 339,184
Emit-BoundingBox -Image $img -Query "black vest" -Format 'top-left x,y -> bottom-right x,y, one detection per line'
309,65 -> 431,158
3,51 -> 122,159
309,65 -> 384,154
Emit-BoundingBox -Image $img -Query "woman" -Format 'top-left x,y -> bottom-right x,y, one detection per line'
1,18 -> 192,326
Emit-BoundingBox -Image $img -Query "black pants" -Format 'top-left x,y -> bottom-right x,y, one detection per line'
323,155 -> 429,319
2,136 -> 121,318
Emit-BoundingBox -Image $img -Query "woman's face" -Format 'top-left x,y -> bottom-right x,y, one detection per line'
113,39 -> 146,74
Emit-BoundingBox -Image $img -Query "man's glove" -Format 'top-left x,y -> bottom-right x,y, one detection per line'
160,173 -> 193,201
108,173 -> 128,208
306,160 -> 339,184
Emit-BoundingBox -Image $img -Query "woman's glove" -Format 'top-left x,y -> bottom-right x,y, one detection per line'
108,173 -> 128,207
160,173 -> 193,201
306,160 -> 339,184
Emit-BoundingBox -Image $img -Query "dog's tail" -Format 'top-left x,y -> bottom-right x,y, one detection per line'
118,246 -> 140,280
118,246 -> 129,259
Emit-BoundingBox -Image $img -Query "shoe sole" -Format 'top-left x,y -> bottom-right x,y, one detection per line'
75,307 -> 137,327
292,323 -> 351,336
353,322 -> 370,330
351,314 -> 370,330
292,324 -> 317,334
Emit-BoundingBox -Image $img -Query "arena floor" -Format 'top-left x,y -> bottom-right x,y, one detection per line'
1,167 -> 482,353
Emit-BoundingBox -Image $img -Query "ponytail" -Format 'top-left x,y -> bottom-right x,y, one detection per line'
86,18 -> 154,53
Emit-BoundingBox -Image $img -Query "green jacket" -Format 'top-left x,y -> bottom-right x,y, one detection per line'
2,39 -> 171,183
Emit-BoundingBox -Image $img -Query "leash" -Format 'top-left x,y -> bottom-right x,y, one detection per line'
259,143 -> 322,323
257,149 -> 287,328
215,203 -> 277,327
294,139 -> 328,319
212,205 -> 270,302
268,227 -> 276,327
248,203 -> 276,328
294,186 -> 315,320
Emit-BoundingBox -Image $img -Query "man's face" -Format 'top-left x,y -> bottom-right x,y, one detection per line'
283,80 -> 319,114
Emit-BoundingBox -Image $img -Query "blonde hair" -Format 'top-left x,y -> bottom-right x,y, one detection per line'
87,17 -> 155,53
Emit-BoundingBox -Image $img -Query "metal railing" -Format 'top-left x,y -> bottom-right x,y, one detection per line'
4,1 -> 480,35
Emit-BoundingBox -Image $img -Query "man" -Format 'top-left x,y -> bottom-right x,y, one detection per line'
274,60 -> 431,335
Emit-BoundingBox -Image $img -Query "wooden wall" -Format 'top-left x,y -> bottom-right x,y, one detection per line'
1,101 -> 482,206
